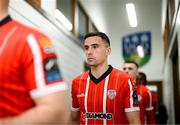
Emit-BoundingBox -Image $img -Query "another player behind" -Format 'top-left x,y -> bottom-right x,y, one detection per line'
0,0 -> 69,123
123,61 -> 156,124
70,32 -> 140,124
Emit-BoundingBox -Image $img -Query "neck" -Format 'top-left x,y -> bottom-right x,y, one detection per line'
0,7 -> 8,21
133,78 -> 137,86
90,62 -> 109,79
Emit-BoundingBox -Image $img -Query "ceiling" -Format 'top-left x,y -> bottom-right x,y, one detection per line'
79,0 -> 162,39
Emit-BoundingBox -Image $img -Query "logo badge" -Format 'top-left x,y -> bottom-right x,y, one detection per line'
107,90 -> 116,100
122,31 -> 151,67
40,38 -> 55,53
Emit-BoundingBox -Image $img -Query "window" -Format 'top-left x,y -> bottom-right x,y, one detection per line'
77,4 -> 88,42
26,0 -> 41,8
89,21 -> 98,32
56,0 -> 73,23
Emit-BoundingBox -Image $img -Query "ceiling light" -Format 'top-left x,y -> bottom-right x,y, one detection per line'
55,9 -> 72,31
126,3 -> 138,27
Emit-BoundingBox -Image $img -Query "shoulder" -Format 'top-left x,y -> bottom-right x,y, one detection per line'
111,68 -> 131,80
13,20 -> 55,52
13,20 -> 47,39
73,71 -> 89,82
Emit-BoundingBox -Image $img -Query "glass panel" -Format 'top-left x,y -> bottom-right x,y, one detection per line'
26,0 -> 41,8
89,21 -> 98,32
57,0 -> 72,23
78,5 -> 88,42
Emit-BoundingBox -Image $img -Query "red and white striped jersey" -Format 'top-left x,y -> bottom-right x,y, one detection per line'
0,16 -> 66,117
136,83 -> 155,124
71,65 -> 140,124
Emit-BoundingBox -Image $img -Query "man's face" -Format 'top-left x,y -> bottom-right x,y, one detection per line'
84,36 -> 111,67
123,63 -> 138,81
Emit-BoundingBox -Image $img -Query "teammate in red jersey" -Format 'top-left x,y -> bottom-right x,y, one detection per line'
123,61 -> 156,124
70,32 -> 140,124
0,0 -> 69,123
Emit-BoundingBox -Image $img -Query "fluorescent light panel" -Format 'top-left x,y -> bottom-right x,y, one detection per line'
126,3 -> 138,27
55,9 -> 72,31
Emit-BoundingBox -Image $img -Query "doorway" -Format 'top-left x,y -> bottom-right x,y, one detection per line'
171,38 -> 180,124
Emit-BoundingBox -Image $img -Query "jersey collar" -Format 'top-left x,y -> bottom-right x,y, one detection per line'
89,65 -> 113,84
0,15 -> 12,26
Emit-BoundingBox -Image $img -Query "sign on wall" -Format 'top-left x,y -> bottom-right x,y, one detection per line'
122,31 -> 151,67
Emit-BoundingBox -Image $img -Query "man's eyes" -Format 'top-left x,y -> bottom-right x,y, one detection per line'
123,67 -> 133,70
92,45 -> 98,49
84,44 -> 99,50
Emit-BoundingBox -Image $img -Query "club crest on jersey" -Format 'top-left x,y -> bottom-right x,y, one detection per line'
39,37 -> 55,53
107,90 -> 116,100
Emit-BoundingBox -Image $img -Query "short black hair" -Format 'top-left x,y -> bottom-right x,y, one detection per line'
124,60 -> 139,68
138,72 -> 147,85
84,32 -> 110,46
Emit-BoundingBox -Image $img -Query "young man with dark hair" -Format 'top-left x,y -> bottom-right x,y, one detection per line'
137,72 -> 147,85
70,32 -> 140,124
0,0 -> 69,123
123,61 -> 156,124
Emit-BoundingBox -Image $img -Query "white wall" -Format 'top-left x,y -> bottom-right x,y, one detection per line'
9,0 -> 85,105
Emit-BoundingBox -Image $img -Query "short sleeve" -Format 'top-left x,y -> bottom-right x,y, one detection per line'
124,79 -> 140,112
144,89 -> 154,111
22,31 -> 67,99
71,79 -> 80,112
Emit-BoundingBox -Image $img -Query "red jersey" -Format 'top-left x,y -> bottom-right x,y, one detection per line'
0,16 -> 66,117
71,65 -> 140,124
151,92 -> 159,115
136,83 -> 155,124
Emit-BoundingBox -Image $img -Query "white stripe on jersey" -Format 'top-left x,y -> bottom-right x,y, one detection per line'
125,79 -> 140,112
27,34 -> 67,98
148,90 -> 152,107
125,107 -> 140,112
146,90 -> 154,111
30,81 -> 67,98
145,107 -> 154,111
128,79 -> 133,108
27,34 -> 45,88
85,76 -> 90,125
103,75 -> 110,125
71,107 -> 80,112
0,26 -> 18,56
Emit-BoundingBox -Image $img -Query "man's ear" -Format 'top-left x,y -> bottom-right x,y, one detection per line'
106,47 -> 111,56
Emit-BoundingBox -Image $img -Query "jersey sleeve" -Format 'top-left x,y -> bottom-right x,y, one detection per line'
124,79 -> 140,112
71,79 -> 80,112
144,88 -> 156,124
22,31 -> 67,99
144,89 -> 154,111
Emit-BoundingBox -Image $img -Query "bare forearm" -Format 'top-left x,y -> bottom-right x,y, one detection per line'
69,111 -> 80,124
126,111 -> 141,124
0,105 -> 69,124
0,91 -> 70,124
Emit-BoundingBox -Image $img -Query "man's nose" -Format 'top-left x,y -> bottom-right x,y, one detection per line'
87,47 -> 93,54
